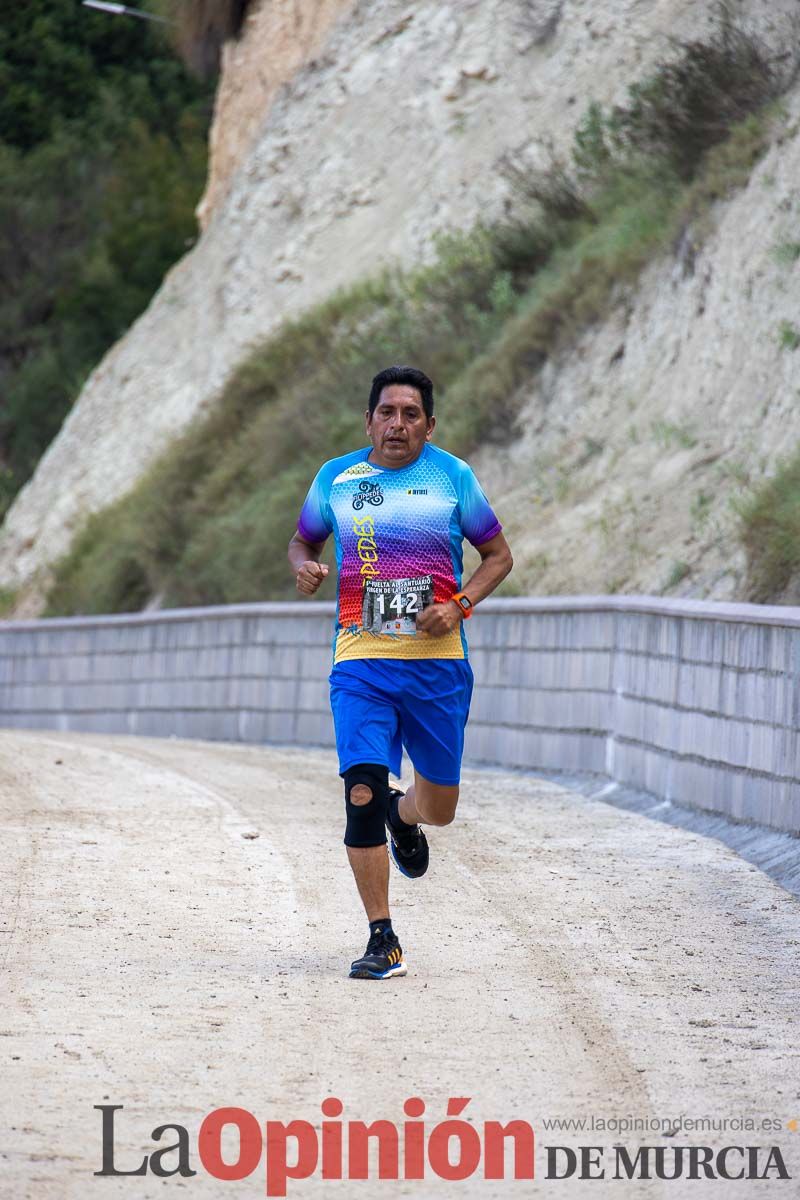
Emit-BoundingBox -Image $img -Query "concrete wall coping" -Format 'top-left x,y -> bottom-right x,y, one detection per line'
2,593 -> 800,632
2,595 -> 798,833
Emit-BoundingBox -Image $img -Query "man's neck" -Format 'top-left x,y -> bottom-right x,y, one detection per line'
367,444 -> 426,470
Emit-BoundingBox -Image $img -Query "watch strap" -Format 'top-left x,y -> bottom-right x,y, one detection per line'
450,591 -> 473,618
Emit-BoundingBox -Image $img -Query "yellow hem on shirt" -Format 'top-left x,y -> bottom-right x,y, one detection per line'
333,625 -> 465,663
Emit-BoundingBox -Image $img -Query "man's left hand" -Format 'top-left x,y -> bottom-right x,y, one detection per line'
416,600 -> 462,637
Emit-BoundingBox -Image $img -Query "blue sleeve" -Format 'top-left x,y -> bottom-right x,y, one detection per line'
297,466 -> 333,543
456,461 -> 502,546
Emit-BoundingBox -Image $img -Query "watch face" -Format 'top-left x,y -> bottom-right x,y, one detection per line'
459,596 -> 470,611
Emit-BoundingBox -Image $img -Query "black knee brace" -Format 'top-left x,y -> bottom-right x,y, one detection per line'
343,763 -> 389,847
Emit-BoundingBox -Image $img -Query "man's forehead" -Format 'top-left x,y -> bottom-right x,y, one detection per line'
377,385 -> 424,406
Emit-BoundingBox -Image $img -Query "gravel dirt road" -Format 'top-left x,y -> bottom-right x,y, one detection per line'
1,728 -> 798,1198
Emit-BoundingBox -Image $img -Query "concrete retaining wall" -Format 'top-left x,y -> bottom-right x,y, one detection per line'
1,596 -> 798,833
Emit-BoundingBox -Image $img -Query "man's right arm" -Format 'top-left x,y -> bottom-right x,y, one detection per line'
288,531 -> 329,595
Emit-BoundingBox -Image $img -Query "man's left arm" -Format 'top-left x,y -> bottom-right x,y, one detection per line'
416,532 -> 513,637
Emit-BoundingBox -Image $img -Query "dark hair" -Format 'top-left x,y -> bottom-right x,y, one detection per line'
368,365 -> 434,419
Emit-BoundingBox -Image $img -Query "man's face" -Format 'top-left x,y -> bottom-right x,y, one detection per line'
365,384 -> 435,468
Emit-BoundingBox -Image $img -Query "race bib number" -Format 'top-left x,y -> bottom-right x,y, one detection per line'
361,575 -> 434,636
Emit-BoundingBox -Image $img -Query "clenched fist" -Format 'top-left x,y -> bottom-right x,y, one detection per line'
415,599 -> 462,637
296,560 -> 329,596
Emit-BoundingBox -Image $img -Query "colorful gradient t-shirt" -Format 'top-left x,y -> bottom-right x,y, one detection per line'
297,443 -> 502,663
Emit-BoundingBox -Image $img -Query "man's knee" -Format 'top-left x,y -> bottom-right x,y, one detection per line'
343,763 -> 389,847
349,783 -> 373,806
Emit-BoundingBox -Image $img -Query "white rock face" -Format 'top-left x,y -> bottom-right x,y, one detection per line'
472,86 -> 800,602
0,0 -> 796,613
196,0 -> 356,226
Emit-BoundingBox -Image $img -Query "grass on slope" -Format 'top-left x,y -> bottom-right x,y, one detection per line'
40,9 -> 796,615
44,236 -> 521,614
736,449 -> 800,604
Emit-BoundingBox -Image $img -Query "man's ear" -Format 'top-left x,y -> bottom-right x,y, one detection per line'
426,415 -> 436,440
364,408 -> 372,432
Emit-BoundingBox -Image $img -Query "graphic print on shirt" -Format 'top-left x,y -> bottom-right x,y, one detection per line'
352,479 -> 384,509
297,445 -> 502,662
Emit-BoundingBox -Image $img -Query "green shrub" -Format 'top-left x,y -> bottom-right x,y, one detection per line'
0,585 -> 18,617
676,110 -> 773,230
651,420 -> 698,450
45,502 -> 152,616
663,560 -> 691,590
572,3 -> 794,185
778,321 -> 800,351
773,240 -> 800,265
736,448 -> 800,602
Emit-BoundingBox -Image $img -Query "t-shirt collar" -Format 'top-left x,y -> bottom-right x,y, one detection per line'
364,443 -> 427,472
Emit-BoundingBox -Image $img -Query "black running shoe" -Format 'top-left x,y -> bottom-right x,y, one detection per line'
349,924 -> 407,980
386,788 -> 429,879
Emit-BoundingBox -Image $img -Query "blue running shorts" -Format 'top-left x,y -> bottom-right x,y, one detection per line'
329,658 -> 474,786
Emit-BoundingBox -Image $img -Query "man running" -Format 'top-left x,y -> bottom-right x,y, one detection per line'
288,365 -> 513,979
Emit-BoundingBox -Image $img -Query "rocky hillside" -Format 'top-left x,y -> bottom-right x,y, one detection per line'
0,0 -> 797,615
473,82 -> 800,601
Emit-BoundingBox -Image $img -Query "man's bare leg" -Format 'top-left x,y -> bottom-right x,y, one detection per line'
347,771 -> 457,920
346,845 -> 389,921
398,770 -> 459,827
346,782 -> 390,921
346,782 -> 407,979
